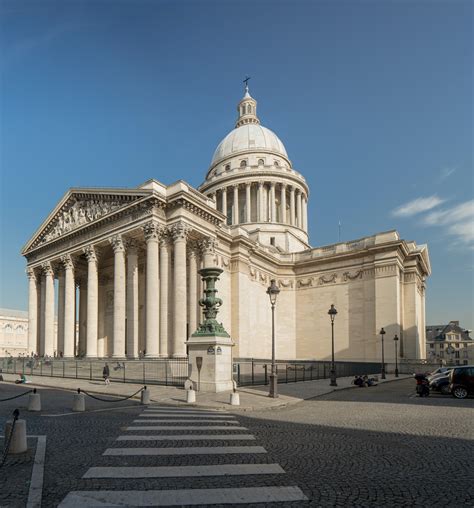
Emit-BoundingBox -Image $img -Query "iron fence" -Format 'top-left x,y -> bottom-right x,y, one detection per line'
232,359 -> 381,386
0,357 -> 188,387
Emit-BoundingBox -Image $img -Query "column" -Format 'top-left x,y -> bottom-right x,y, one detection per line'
280,183 -> 287,224
42,262 -> 55,357
55,267 -> 65,356
78,281 -> 87,356
110,235 -> 126,357
290,186 -> 296,226
143,224 -> 160,357
221,187 -> 227,223
257,182 -> 263,222
159,234 -> 170,357
270,182 -> 276,222
233,185 -> 239,225
27,268 -> 38,355
263,184 -> 268,221
61,255 -> 75,358
39,273 -> 46,355
296,190 -> 302,228
303,196 -> 308,232
245,182 -> 251,223
188,246 -> 198,337
171,222 -> 190,357
125,239 -> 139,359
84,245 -> 99,358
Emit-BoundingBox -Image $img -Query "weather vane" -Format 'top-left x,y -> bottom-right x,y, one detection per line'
243,76 -> 251,88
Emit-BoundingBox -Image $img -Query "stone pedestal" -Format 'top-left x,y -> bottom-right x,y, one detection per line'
4,419 -> 27,454
186,335 -> 234,393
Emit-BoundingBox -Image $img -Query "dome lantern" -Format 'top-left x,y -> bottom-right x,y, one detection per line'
235,83 -> 260,128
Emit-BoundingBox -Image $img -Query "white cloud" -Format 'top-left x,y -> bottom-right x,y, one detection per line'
423,200 -> 474,247
437,167 -> 456,183
391,195 -> 445,217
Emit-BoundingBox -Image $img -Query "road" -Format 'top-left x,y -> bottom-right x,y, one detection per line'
0,378 -> 472,507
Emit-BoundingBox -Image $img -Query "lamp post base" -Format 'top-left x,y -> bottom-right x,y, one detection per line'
329,370 -> 337,387
269,374 -> 278,398
394,368 -> 399,378
381,369 -> 386,380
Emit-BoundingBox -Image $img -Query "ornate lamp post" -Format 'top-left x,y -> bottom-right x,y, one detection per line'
380,327 -> 386,379
266,279 -> 280,398
393,334 -> 399,377
328,304 -> 338,387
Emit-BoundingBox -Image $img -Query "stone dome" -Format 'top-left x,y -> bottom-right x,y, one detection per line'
211,124 -> 288,167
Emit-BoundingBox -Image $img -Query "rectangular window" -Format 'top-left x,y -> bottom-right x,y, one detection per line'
455,343 -> 460,348
455,351 -> 460,358
430,344 -> 434,349
440,343 -> 444,349
463,360 -> 468,365
270,237 -> 275,246
439,351 -> 444,358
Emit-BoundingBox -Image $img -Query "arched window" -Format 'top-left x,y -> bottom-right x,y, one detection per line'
4,324 -> 13,333
274,160 -> 280,167
258,159 -> 264,166
225,164 -> 231,171
240,160 -> 247,168
247,104 -> 252,114
241,106 -> 245,115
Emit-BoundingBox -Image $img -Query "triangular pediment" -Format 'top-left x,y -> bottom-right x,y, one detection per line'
23,188 -> 150,253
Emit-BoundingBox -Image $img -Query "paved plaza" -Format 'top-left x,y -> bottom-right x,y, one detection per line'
0,378 -> 473,507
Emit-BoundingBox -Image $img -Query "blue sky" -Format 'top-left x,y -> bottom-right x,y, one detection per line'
0,0 -> 472,328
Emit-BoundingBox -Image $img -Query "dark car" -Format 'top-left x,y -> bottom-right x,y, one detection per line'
449,365 -> 474,399
429,371 -> 451,395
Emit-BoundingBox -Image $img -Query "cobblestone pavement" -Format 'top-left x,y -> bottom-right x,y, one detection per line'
0,379 -> 473,507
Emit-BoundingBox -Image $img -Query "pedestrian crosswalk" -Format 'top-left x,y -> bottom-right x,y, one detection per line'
59,405 -> 308,506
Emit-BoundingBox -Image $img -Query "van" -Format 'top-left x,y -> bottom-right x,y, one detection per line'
449,365 -> 474,399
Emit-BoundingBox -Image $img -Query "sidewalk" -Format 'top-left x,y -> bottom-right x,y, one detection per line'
0,372 -> 409,411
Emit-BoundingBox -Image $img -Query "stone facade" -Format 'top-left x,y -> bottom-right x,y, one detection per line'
21,86 -> 431,362
426,321 -> 474,366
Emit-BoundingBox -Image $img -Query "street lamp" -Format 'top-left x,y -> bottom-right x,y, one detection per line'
266,279 -> 280,398
393,334 -> 399,377
328,304 -> 338,386
379,327 -> 386,379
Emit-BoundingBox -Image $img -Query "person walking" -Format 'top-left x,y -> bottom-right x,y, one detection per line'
103,363 -> 110,385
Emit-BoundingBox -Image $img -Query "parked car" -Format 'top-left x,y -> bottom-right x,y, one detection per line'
449,365 -> 474,399
429,371 -> 451,395
427,367 -> 449,382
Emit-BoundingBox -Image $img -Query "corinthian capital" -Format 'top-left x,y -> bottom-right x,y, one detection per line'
41,261 -> 54,276
109,235 -> 125,253
61,254 -> 75,271
199,237 -> 218,256
142,222 -> 162,242
83,245 -> 99,263
170,221 -> 191,242
124,238 -> 139,255
26,267 -> 37,280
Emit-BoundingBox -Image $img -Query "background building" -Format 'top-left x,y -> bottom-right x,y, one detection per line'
426,321 -> 473,366
20,86 -> 431,362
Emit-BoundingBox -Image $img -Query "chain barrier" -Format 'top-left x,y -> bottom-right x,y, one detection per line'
79,386 -> 145,403
0,388 -> 35,403
0,409 -> 20,468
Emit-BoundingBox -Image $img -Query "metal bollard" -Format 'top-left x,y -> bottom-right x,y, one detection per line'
4,419 -> 27,454
186,389 -> 196,403
72,389 -> 85,412
230,392 -> 240,406
141,387 -> 150,405
28,389 -> 41,411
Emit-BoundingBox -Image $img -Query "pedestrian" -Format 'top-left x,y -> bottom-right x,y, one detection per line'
103,363 -> 110,385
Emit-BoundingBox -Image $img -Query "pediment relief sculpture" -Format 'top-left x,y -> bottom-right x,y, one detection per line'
38,197 -> 134,245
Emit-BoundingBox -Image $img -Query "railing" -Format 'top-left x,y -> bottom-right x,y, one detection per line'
232,359 -> 381,386
0,357 -> 188,387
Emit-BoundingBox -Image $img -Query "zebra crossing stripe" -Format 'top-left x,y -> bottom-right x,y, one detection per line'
117,434 -> 255,441
83,463 -> 285,478
133,419 -> 239,423
125,425 -> 247,431
103,446 -> 267,456
59,486 -> 308,506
